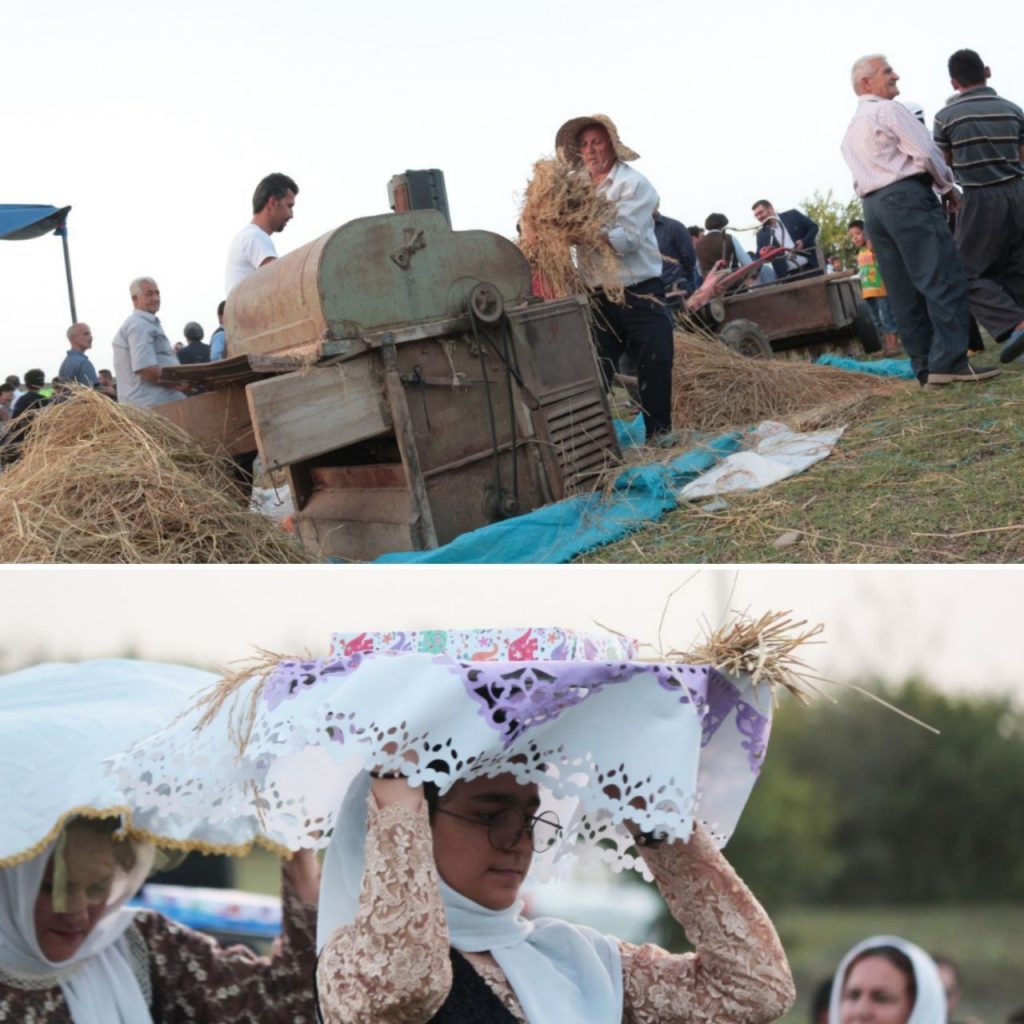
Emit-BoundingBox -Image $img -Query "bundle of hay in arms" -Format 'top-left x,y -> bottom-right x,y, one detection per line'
518,157 -> 625,302
0,390 -> 317,564
671,328 -> 905,432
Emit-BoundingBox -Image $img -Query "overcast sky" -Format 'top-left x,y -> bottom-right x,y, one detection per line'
4,1 -> 1022,382
2,567 -> 1020,706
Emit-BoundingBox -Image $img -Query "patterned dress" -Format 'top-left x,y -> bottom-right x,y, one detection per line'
317,801 -> 796,1024
0,879 -> 317,1023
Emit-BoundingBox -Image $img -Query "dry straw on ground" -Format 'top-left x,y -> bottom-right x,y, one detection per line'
671,328 -> 905,432
518,157 -> 623,301
0,390 -> 316,564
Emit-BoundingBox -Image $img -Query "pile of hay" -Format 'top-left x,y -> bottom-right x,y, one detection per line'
671,329 -> 905,432
0,390 -> 317,564
518,157 -> 623,301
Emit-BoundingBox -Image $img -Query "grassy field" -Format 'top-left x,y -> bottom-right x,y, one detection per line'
577,362 -> 1024,563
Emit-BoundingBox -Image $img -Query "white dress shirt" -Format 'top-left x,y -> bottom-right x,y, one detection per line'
841,94 -> 956,198
577,161 -> 663,288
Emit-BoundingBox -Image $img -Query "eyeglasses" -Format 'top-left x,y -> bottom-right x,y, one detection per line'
435,806 -> 563,853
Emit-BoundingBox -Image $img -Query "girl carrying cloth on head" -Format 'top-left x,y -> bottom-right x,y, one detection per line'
313,627 -> 797,1024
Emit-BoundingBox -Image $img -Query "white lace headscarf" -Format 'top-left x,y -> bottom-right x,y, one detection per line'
0,823 -> 155,1023
829,935 -> 947,1024
317,772 -> 623,1024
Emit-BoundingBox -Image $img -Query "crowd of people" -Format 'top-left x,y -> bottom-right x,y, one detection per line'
0,173 -> 299,466
557,44 -> 1022,427
1,769 -> 1019,1023
2,170 -> 298,418
4,49 -> 1022,445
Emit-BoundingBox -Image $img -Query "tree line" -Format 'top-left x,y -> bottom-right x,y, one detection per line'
725,679 -> 1024,908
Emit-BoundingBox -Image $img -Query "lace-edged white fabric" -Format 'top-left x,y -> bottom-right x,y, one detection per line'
108,628 -> 773,877
0,659 -> 218,867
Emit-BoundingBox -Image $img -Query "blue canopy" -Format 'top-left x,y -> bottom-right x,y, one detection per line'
0,204 -> 77,320
0,204 -> 71,241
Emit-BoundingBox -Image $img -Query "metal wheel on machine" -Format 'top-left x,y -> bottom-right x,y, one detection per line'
717,318 -> 773,359
852,301 -> 883,353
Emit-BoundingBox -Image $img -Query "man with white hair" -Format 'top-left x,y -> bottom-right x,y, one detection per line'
554,114 -> 674,438
840,54 -> 999,386
112,278 -> 191,408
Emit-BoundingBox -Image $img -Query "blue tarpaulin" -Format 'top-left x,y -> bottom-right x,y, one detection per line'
374,429 -> 743,564
815,352 -> 915,379
0,204 -> 70,241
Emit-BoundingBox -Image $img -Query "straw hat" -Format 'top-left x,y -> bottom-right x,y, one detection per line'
554,114 -> 640,166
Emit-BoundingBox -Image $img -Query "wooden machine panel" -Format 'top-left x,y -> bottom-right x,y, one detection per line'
245,359 -> 392,471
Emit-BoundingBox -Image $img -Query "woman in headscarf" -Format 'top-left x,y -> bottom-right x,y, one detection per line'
0,815 -> 320,1023
829,936 -> 947,1024
315,768 -> 796,1023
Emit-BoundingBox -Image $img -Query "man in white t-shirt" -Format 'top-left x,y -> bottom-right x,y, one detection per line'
224,172 -> 299,294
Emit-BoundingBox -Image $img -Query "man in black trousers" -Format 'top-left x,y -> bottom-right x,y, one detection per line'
934,48 -> 1024,363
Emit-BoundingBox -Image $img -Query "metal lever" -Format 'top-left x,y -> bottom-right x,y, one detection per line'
390,228 -> 426,269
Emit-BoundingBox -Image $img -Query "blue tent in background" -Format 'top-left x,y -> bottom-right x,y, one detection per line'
0,204 -> 77,321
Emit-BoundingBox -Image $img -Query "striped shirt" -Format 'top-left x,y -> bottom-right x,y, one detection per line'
933,86 -> 1024,188
841,94 -> 956,198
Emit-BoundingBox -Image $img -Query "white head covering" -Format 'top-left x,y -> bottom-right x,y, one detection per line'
317,772 -> 623,1024
0,827 -> 154,1023
828,935 -> 947,1024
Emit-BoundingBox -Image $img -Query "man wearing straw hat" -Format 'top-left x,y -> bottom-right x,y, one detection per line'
555,115 -> 674,439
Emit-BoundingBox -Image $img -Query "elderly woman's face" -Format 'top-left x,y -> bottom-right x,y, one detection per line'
578,126 -> 615,179
841,955 -> 914,1024
431,773 -> 539,910
33,831 -> 119,962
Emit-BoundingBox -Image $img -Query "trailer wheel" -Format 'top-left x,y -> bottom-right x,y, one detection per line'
853,301 -> 883,354
717,319 -> 773,359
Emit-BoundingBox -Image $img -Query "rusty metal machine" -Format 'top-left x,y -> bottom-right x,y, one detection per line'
165,208 -> 620,561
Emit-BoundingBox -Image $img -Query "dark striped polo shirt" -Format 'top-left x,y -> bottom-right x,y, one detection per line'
933,86 -> 1024,187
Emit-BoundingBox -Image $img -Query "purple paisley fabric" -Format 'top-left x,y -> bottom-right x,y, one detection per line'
262,656 -> 364,712
259,652 -> 770,772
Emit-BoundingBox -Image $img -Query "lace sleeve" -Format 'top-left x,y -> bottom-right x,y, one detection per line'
621,826 -> 795,1024
317,800 -> 452,1024
137,869 -> 318,1022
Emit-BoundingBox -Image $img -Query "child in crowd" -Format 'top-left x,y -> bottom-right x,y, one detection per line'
848,219 -> 902,358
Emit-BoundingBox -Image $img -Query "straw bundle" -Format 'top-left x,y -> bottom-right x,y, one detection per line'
518,157 -> 623,301
188,649 -> 294,754
671,328 -> 904,432
0,390 -> 317,563
682,610 -> 825,704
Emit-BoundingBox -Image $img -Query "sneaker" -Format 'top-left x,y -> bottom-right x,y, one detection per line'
926,364 -> 1001,385
999,325 -> 1024,364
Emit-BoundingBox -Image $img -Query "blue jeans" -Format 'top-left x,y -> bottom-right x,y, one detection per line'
864,177 -> 971,382
865,295 -> 898,334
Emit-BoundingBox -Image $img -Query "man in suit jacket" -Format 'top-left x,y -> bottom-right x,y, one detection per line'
752,199 -> 820,279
